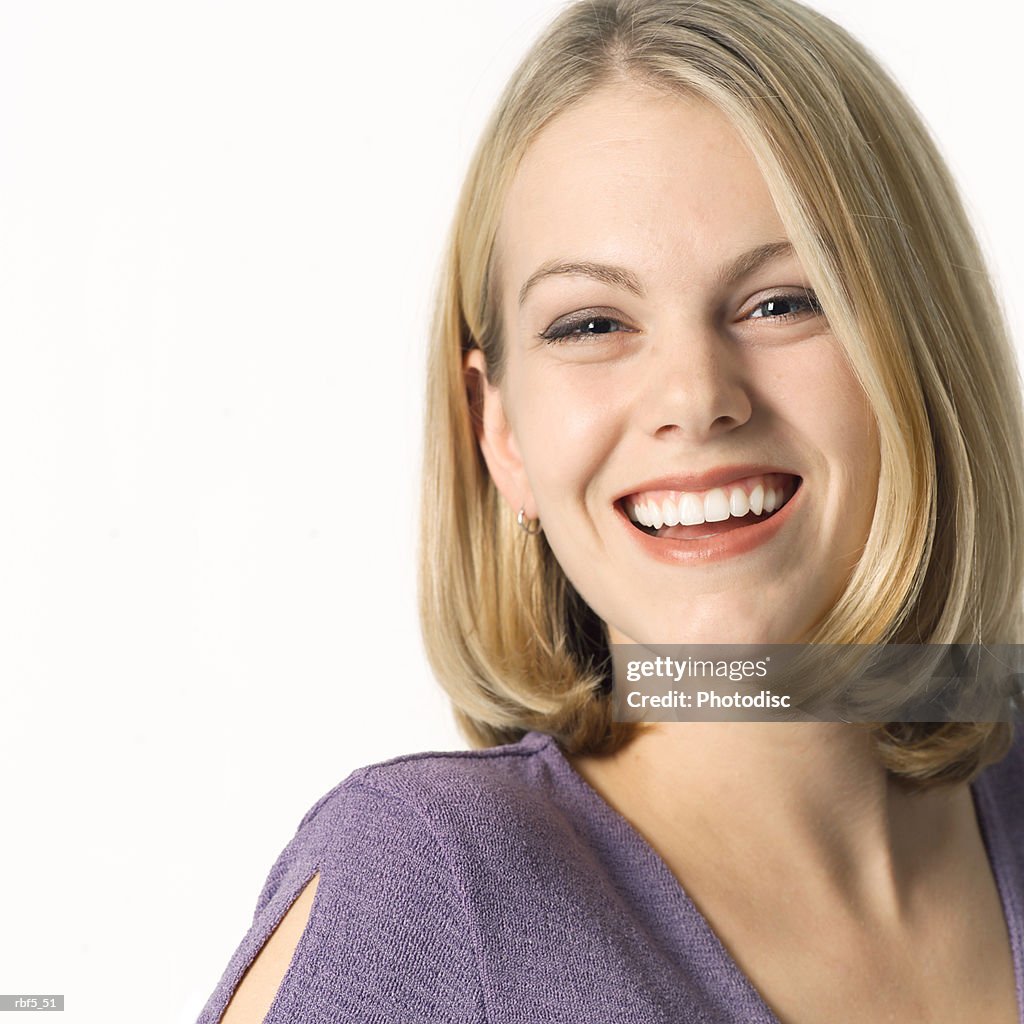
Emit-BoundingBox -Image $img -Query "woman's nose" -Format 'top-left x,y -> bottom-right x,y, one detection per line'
639,323 -> 753,443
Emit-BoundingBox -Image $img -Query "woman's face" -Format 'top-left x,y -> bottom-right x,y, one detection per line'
466,81 -> 881,645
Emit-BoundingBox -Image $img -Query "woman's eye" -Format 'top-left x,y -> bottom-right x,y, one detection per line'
539,313 -> 632,344
746,289 -> 823,323
539,290 -> 822,344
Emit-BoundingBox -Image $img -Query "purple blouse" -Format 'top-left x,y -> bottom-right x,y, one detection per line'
196,726 -> 1024,1023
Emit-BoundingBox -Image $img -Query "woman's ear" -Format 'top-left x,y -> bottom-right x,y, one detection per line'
463,348 -> 537,519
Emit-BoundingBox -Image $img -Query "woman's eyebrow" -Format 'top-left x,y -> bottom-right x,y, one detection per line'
518,260 -> 644,307
517,239 -> 796,308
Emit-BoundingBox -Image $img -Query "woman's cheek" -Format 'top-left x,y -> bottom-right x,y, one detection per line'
523,381 -> 626,487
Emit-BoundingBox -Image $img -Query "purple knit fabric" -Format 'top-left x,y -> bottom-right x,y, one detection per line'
196,726 -> 1024,1023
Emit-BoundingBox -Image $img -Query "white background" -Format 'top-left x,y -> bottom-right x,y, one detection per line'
0,2 -> 1019,1022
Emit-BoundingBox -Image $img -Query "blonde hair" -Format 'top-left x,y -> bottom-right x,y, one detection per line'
418,0 -> 1024,788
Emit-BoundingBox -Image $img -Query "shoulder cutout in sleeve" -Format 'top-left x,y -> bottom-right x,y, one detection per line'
218,872 -> 321,1024
195,778 -> 487,1024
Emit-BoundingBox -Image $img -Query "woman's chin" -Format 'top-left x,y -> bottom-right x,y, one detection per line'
610,613 -> 806,648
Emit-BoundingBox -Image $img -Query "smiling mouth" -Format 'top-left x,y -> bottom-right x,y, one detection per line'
618,473 -> 802,541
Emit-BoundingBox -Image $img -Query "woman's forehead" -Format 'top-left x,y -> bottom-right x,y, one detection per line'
496,85 -> 793,309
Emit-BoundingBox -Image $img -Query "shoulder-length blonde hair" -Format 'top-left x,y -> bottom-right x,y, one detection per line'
418,0 -> 1024,789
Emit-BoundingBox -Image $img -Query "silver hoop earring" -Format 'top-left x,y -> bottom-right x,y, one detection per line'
517,505 -> 542,535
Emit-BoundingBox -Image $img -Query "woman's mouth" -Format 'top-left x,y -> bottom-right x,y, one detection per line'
618,473 -> 802,541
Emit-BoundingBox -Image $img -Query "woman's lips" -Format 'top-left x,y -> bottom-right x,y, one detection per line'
615,477 -> 803,565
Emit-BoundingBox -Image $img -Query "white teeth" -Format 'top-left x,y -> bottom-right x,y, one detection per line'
729,486 -> 749,517
704,488 -> 731,523
625,474 -> 795,531
679,493 -> 705,526
748,484 -> 765,515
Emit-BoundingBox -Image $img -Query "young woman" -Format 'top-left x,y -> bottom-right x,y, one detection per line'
197,1 -> 1024,1021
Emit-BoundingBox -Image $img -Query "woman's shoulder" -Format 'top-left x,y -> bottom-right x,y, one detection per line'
972,721 -> 1024,853
199,731 -> 566,1024
977,721 -> 1024,789
253,728 -> 568,912
296,727 -> 561,837
970,720 -> 1024,831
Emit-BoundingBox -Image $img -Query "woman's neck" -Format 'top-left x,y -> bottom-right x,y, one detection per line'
567,722 -> 972,920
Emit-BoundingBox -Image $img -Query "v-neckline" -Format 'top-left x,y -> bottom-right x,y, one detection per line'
534,730 -> 1024,1024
